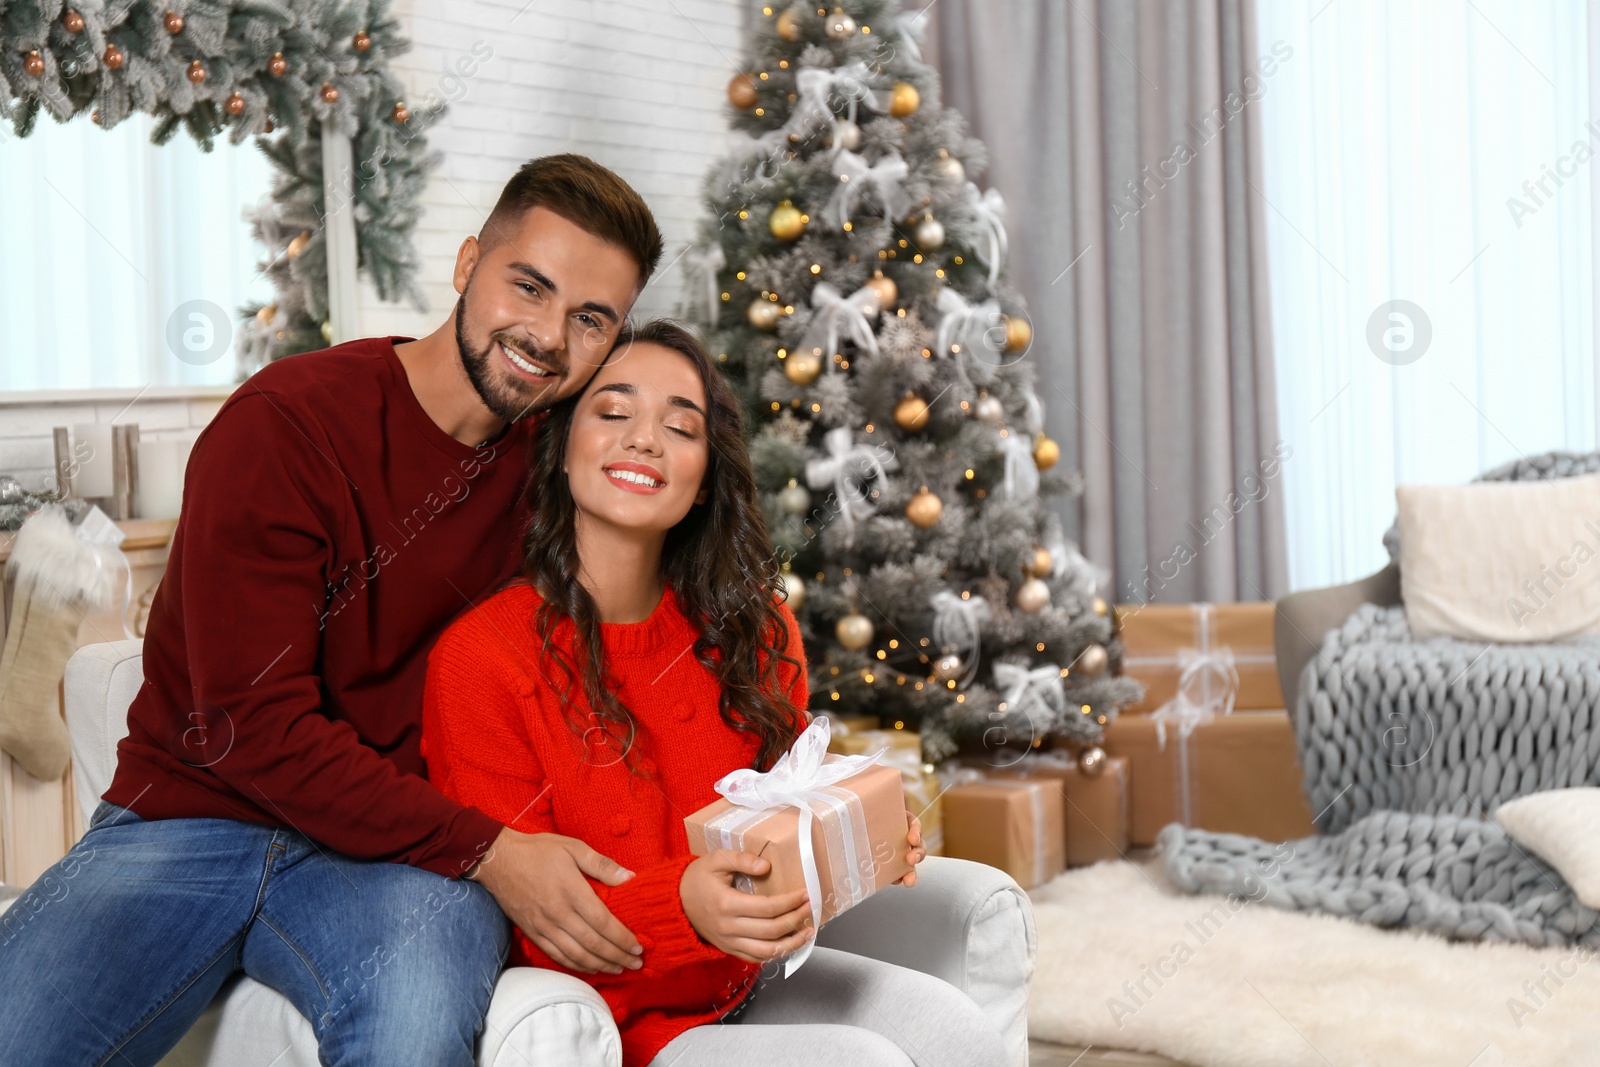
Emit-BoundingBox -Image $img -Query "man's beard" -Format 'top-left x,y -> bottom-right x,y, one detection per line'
454,291 -> 566,424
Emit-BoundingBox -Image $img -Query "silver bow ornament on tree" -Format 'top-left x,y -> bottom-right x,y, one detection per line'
709,716 -> 886,975
682,244 -> 726,327
805,426 -> 898,546
826,150 -> 911,228
800,281 -> 882,364
966,182 -> 1009,286
930,590 -> 990,687
1151,647 -> 1239,826
934,286 -> 1004,361
786,61 -> 876,141
999,386 -> 1046,502
992,661 -> 1068,742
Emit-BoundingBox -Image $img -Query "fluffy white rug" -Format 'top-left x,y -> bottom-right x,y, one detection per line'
1028,860 -> 1600,1066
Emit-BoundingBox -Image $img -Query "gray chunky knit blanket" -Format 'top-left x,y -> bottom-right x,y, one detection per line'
1159,602 -> 1600,948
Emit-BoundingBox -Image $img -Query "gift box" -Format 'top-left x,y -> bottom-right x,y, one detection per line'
828,729 -> 942,856
941,779 -> 1066,889
685,721 -> 913,932
1104,710 -> 1315,845
829,728 -> 921,757
992,755 -> 1129,868
1114,602 -> 1282,712
829,713 -> 881,736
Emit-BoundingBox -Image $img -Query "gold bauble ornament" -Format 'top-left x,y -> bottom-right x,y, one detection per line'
776,8 -> 802,41
825,7 -> 857,38
865,271 -> 897,308
255,303 -> 277,324
1030,547 -> 1054,578
186,60 -> 206,83
1004,315 -> 1032,352
353,30 -> 371,52
784,350 -> 823,385
224,91 -> 244,116
90,108 -> 101,125
1075,643 -> 1109,677
889,81 -> 920,118
914,215 -> 945,250
1033,434 -> 1061,470
287,230 -> 311,258
769,200 -> 805,242
64,10 -> 85,33
103,44 -> 124,69
23,51 -> 43,76
747,298 -> 780,332
320,82 -> 340,104
836,612 -> 874,651
264,117 -> 275,133
780,571 -> 806,611
938,155 -> 965,182
391,102 -> 410,124
778,482 -> 812,514
268,52 -> 287,77
1015,577 -> 1051,614
1093,596 -> 1109,616
320,320 -> 333,343
163,10 -> 184,33
727,72 -> 758,109
906,487 -> 943,528
1078,745 -> 1108,777
894,395 -> 930,433
933,653 -> 963,682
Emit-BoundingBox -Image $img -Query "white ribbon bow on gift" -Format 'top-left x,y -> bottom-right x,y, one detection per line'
934,287 -> 1003,360
800,282 -> 881,365
992,661 -> 1067,736
966,182 -> 1009,286
827,150 -> 911,227
712,715 -> 886,975
930,590 -> 990,688
787,61 -> 876,141
682,244 -> 726,328
805,426 -> 897,546
1150,647 -> 1239,826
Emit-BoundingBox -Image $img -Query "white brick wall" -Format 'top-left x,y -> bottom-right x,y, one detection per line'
0,0 -> 751,488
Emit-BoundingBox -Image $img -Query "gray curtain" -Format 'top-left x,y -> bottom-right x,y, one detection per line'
926,0 -> 1288,604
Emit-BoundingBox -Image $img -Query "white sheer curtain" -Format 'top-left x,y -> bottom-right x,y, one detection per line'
0,114 -> 273,391
1256,0 -> 1596,590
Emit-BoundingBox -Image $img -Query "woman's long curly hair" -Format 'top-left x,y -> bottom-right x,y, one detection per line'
517,319 -> 806,774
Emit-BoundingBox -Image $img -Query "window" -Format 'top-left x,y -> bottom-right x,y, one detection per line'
0,113 -> 274,391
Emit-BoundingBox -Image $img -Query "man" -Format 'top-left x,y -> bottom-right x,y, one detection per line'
0,154 -> 663,1065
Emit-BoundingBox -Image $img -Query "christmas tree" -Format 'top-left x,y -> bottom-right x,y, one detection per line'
685,1 -> 1140,764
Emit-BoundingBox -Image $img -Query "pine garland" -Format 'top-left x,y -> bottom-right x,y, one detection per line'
0,0 -> 442,370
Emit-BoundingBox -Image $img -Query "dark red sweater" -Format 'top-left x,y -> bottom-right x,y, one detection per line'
105,337 -> 529,876
422,580 -> 808,1067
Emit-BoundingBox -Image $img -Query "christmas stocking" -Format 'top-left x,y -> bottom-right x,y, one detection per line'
0,506 -> 117,781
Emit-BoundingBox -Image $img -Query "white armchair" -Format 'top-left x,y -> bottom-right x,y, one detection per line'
54,640 -> 1037,1067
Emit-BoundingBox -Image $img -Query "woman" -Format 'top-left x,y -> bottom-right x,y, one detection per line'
422,320 -> 1007,1067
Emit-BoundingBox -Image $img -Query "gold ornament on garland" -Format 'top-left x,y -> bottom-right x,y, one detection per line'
938,153 -> 965,182
163,10 -> 184,33
1093,596 -> 1109,616
727,72 -> 758,109
906,487 -> 943,528
1033,434 -> 1060,470
64,10 -> 85,33
893,394 -> 930,433
23,51 -> 43,76
186,60 -> 206,84
255,303 -> 277,324
778,482 -> 812,514
889,82 -> 920,118
865,271 -> 897,308
1015,577 -> 1051,614
320,82 -> 340,104
224,91 -> 244,116
747,298 -> 780,332
1029,546 -> 1054,578
776,8 -> 802,41
1078,745 -> 1108,777
914,215 -> 945,251
391,101 -> 410,124
836,611 -> 874,651
1075,643 -> 1109,677
769,200 -> 806,242
353,30 -> 371,52
103,44 -> 124,69
287,230 -> 311,258
268,52 -> 287,77
784,350 -> 823,385
825,7 -> 857,38
1004,315 -> 1032,352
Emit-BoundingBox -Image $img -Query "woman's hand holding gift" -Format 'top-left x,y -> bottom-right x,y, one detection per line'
892,808 -> 927,887
680,849 -> 816,964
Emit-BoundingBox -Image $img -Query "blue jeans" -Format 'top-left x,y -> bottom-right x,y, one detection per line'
0,801 -> 509,1067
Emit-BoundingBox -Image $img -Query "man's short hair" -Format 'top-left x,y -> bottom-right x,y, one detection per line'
480,154 -> 664,288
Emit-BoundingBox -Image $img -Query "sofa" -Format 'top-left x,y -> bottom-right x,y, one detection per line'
41,639 -> 1035,1067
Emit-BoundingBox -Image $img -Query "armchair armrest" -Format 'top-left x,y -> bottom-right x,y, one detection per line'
813,855 -> 1036,1067
479,967 -> 621,1067
1274,562 -> 1399,711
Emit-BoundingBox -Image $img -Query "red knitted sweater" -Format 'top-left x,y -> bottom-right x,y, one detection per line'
422,578 -> 809,1067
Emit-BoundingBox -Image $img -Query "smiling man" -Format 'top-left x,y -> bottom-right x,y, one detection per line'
0,155 -> 663,1066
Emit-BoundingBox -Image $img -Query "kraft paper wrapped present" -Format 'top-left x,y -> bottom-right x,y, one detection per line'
992,754 -> 1129,868
1115,602 -> 1282,712
829,727 -> 921,757
941,779 -> 1066,889
684,716 -> 913,973
827,729 -> 942,856
829,713 -> 881,737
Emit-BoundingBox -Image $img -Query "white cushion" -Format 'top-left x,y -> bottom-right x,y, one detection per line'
1494,787 -> 1600,909
1397,476 -> 1600,642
